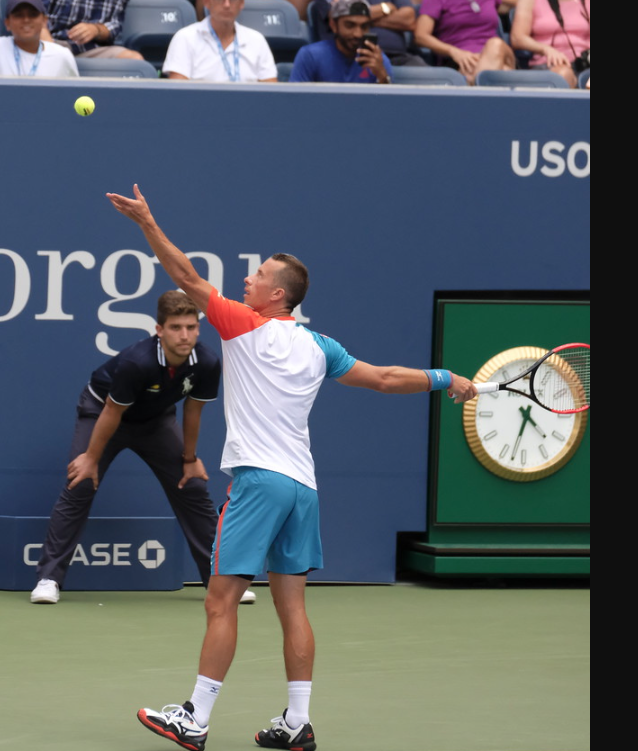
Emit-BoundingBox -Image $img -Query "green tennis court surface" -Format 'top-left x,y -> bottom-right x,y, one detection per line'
0,581 -> 589,751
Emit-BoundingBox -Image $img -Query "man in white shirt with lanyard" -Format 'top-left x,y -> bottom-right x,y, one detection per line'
0,0 -> 78,77
163,0 -> 277,82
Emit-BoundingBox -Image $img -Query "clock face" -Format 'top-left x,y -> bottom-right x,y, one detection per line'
463,347 -> 588,482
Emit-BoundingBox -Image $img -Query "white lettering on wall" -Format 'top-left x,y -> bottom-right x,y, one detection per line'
0,249 -> 31,322
24,542 -> 153,567
187,252 -> 224,319
0,249 -> 312,353
96,250 -> 158,356
35,251 -> 97,321
511,140 -> 590,178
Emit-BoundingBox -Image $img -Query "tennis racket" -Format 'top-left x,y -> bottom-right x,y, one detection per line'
475,343 -> 590,414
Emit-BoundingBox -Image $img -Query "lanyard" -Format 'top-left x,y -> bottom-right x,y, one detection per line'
13,40 -> 43,76
208,21 -> 240,82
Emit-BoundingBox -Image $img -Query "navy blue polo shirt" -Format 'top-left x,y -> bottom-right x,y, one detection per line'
89,336 -> 221,423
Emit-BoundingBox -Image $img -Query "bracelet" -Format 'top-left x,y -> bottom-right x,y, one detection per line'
182,454 -> 198,464
424,370 -> 452,391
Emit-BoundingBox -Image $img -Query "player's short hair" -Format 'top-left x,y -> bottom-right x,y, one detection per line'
271,254 -> 310,311
157,291 -> 200,325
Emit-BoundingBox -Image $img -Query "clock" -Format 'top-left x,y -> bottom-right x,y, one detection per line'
463,346 -> 588,482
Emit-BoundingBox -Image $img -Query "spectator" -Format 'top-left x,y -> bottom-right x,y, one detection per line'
290,0 -> 393,83
1,0 -> 78,76
164,0 -> 277,82
40,0 -> 145,60
312,0 -> 427,67
510,0 -> 590,88
414,0 -> 516,84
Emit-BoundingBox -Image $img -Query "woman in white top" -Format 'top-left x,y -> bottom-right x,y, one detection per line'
1,0 -> 78,77
163,0 -> 277,82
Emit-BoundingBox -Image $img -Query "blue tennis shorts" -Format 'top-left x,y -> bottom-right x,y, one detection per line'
212,467 -> 323,577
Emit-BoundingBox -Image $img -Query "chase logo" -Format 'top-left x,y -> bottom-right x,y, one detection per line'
138,540 -> 166,570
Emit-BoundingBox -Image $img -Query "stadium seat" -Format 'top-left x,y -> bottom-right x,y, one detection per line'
237,0 -> 310,62
1,0 -> 10,36
76,57 -> 159,78
391,66 -> 467,86
118,0 -> 197,69
306,1 -> 320,43
475,69 -> 571,89
276,61 -> 294,82
578,69 -> 590,89
509,7 -> 533,69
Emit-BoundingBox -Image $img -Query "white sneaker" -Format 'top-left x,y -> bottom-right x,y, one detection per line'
138,702 -> 208,751
240,589 -> 257,604
31,579 -> 60,604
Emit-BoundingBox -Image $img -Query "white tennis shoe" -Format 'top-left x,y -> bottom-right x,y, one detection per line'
138,702 -> 208,751
30,579 -> 60,604
240,588 -> 257,604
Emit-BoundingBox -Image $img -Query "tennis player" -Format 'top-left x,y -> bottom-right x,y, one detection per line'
107,184 -> 477,751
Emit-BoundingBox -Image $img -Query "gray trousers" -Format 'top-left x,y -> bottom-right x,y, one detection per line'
36,388 -> 218,588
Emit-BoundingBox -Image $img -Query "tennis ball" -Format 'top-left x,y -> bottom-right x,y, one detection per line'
74,96 -> 96,117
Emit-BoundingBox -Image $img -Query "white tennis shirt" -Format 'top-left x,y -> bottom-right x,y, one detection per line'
0,38 -> 78,77
162,19 -> 277,82
207,288 -> 356,490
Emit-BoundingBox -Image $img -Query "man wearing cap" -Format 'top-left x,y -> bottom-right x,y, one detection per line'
311,0 -> 428,67
38,0 -> 145,60
0,0 -> 78,76
290,0 -> 393,83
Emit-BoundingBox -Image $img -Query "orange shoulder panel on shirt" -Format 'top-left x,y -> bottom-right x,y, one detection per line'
206,288 -> 269,341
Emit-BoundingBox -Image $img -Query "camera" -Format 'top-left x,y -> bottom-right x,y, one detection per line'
573,49 -> 590,73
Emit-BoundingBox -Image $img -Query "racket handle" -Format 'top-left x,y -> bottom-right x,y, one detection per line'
475,382 -> 500,394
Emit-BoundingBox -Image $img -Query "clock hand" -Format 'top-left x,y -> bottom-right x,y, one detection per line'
511,405 -> 532,461
526,411 -> 547,438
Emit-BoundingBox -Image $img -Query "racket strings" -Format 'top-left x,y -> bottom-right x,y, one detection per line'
535,348 -> 590,412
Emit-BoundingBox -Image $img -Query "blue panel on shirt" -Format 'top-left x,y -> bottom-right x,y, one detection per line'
306,328 -> 357,379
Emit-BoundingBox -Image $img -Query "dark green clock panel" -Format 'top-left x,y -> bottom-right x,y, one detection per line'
430,299 -> 590,528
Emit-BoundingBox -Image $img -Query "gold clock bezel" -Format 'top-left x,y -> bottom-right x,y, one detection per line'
463,346 -> 589,482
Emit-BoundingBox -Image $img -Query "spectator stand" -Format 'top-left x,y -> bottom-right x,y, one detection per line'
475,69 -> 571,88
76,57 -> 159,78
117,0 -> 197,70
1,0 -> 10,36
276,60 -> 293,81
392,65 -> 466,86
578,68 -> 590,89
238,0 -> 310,63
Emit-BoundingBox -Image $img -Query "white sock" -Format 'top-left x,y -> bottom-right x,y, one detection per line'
189,675 -> 223,727
286,681 -> 312,727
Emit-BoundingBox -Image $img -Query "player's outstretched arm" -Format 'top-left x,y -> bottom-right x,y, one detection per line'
338,361 -> 477,402
106,184 -> 213,313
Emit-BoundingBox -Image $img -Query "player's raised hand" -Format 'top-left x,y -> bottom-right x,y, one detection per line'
106,184 -> 153,226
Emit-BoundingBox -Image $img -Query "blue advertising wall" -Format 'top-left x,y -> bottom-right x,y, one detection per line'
0,79 -> 590,586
